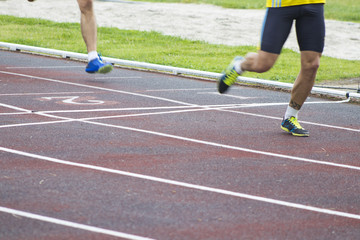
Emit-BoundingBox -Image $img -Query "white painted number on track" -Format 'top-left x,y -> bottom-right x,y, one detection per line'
41,96 -> 105,105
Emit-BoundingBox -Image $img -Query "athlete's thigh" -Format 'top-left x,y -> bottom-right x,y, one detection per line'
260,7 -> 297,54
295,4 -> 325,53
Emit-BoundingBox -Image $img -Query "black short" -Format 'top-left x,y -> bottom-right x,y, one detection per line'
260,4 -> 325,54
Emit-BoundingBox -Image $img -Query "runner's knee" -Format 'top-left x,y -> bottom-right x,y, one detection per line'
301,58 -> 320,73
77,0 -> 93,13
244,52 -> 275,73
255,63 -> 273,73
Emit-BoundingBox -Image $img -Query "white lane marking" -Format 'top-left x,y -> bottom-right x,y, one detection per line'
0,104 -> 241,126
1,70 -> 358,133
39,104 -> 241,114
0,112 -> 31,116
79,119 -> 360,171
60,107 -> 216,122
0,92 -> 95,96
0,102 -> 32,113
0,104 -> 240,117
144,88 -> 214,92
38,103 -> 360,138
5,66 -> 83,69
198,92 -> 258,99
0,71 -> 193,106
220,108 -> 360,133
0,112 -> 32,116
2,98 -> 358,133
1,146 -> 360,220
3,104 -> 360,172
94,76 -> 142,79
0,119 -> 72,128
0,206 -> 154,240
40,105 -> 200,114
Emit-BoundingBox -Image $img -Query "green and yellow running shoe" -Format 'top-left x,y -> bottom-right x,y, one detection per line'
217,56 -> 244,94
281,116 -> 309,137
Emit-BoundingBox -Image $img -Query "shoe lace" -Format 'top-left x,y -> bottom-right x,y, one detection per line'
289,117 -> 303,129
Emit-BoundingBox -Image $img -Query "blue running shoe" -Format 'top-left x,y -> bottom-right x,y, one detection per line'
281,116 -> 309,137
85,55 -> 113,74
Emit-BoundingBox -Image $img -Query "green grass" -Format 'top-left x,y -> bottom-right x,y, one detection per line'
0,15 -> 359,83
132,0 -> 360,22
132,0 -> 266,9
325,0 -> 360,23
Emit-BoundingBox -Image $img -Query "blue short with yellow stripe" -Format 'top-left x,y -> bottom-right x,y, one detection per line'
260,3 -> 325,54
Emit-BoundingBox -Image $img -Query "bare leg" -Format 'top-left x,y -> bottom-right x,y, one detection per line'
77,0 -> 113,74
77,0 -> 97,53
290,51 -> 321,110
241,50 -> 279,73
242,50 -> 321,110
280,51 -> 321,136
218,50 -> 279,93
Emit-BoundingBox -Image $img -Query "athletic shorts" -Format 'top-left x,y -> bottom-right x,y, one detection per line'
260,4 -> 325,54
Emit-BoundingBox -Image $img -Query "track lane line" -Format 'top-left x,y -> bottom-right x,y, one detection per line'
1,70 -> 358,132
5,66 -> 83,69
220,108 -> 360,132
0,70 -> 193,106
1,146 -> 360,220
0,91 -> 95,96
78,119 -> 360,171
1,102 -> 359,171
0,206 -> 154,240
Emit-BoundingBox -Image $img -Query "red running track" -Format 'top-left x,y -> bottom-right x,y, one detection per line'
0,50 -> 360,240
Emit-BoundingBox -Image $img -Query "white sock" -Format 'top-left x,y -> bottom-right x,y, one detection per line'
234,60 -> 243,74
88,51 -> 98,62
284,105 -> 299,119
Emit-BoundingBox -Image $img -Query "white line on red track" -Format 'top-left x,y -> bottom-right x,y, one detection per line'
143,88 -> 214,92
67,117 -> 360,171
198,92 -> 258,99
0,71 -> 360,132
0,102 -> 32,113
1,100 -> 359,133
38,104 -> 239,114
1,70 -> 360,224
0,91 -> 95,96
1,146 -> 360,221
5,66 -> 84,69
0,206 -> 154,240
94,76 -> 142,79
1,101 -> 359,171
0,71 -> 193,106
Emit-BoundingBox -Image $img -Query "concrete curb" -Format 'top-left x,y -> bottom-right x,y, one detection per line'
1,42 -> 359,101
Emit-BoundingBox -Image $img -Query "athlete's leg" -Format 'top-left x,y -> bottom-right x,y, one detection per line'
241,6 -> 293,74
217,7 -> 293,93
241,50 -> 279,73
290,50 -> 321,109
285,3 -> 325,114
280,4 -> 325,136
77,0 -> 113,74
77,0 -> 97,53
280,50 -> 320,137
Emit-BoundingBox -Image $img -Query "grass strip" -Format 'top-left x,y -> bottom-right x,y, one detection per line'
132,0 -> 360,23
0,15 -> 359,83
